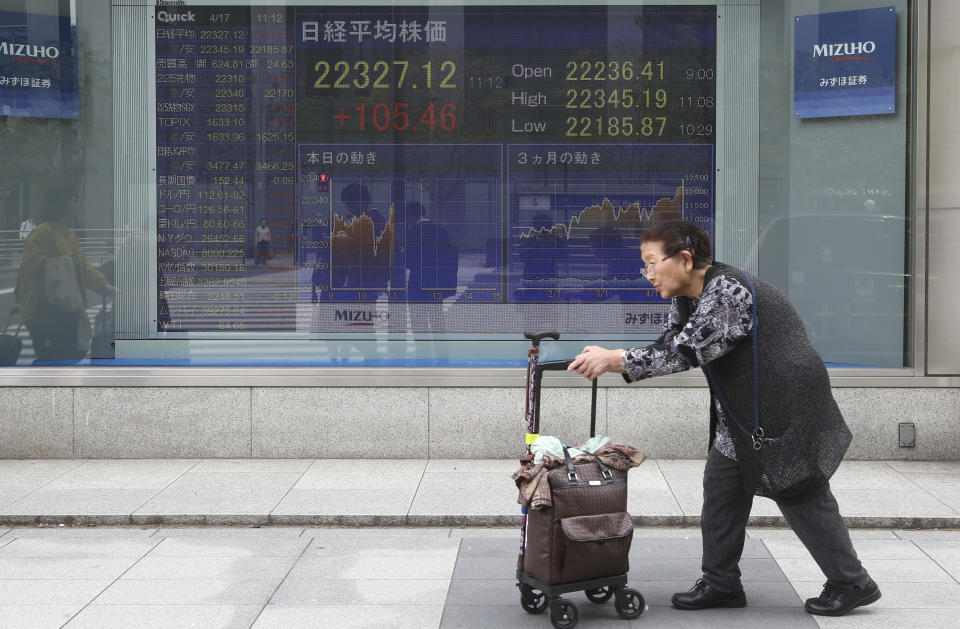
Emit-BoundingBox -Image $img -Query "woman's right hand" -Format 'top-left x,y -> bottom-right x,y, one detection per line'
568,346 -> 625,380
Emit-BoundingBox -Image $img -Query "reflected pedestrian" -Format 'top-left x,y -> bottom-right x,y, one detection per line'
255,218 -> 271,266
16,187 -> 114,363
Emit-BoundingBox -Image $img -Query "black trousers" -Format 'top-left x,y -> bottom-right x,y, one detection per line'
700,446 -> 869,593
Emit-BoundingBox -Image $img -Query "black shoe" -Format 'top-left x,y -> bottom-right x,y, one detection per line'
804,579 -> 881,616
671,579 -> 747,610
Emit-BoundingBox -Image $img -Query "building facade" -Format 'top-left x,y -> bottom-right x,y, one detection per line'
0,0 -> 957,460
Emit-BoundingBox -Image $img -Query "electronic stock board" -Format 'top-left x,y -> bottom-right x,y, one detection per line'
154,5 -> 716,335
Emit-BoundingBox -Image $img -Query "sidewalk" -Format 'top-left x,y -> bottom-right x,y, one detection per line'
1,526 -> 959,628
1,458 -> 959,528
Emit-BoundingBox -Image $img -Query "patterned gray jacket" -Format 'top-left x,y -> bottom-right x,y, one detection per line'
621,269 -> 753,460
622,262 -> 852,497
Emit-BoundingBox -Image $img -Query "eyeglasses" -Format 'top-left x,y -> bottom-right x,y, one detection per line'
640,252 -> 678,279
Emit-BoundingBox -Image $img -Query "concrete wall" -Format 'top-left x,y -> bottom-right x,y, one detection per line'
1,386 -> 956,460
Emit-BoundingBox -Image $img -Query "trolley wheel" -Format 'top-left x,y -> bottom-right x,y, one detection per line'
549,598 -> 579,629
585,586 -> 613,603
519,584 -> 548,614
614,588 -> 645,619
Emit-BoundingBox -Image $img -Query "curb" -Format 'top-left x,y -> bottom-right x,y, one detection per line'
3,514 -> 960,529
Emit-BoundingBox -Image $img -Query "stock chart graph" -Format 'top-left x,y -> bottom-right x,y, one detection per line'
297,143 -> 504,303
508,144 -> 713,303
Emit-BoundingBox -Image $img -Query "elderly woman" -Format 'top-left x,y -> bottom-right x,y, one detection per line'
568,220 -> 879,617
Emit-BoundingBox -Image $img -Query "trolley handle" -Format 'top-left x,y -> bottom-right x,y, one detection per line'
531,360 -> 599,439
534,359 -> 572,374
523,331 -> 559,348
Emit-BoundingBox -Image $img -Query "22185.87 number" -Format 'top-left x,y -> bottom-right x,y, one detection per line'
565,115 -> 666,137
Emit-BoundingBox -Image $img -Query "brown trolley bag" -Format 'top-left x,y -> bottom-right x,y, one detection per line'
515,350 -> 643,628
523,451 -> 633,585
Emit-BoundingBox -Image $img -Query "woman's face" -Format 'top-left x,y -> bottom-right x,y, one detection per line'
641,240 -> 689,299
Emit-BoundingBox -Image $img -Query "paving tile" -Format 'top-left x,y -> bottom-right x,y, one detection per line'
451,552 -> 519,580
750,496 -> 786,517
444,579 -> 519,606
654,459 -> 707,480
629,579 -> 804,608
152,527 -> 306,538
749,528 -> 898,540
133,472 -> 302,516
811,609 -> 960,628
657,470 -> 705,516
894,529 -> 960,541
457,536 -> 517,558
424,459 -> 518,474
901,473 -> 960,511
251,604 -> 443,629
7,527 -> 159,538
884,461 -> 960,475
271,578 -> 450,605
440,603 -> 627,629
829,488 -> 958,519
444,578 -> 803,611
191,459 -> 314,474
410,472 -> 519,516
293,459 -> 426,490
0,557 -> 135,580
449,528 -> 519,539
270,489 -> 415,517
63,604 -> 262,629
302,527 -> 451,540
0,459 -> 84,478
0,537 -> 159,558
42,460 -> 198,490
633,527 -> 702,539
763,538 -> 927,561
121,556 -> 296,581
0,487 -> 40,511
0,580 -> 112,605
631,537 -> 770,560
93,579 -> 280,605
305,536 -> 459,558
0,489 -> 159,516
624,604 -> 818,628
627,462 -> 683,516
629,557 -> 786,582
776,557 -> 954,583
794,579 -> 960,609
0,605 -> 83,629
827,462 -> 918,491
289,554 -> 457,581
150,537 -> 309,557
913,540 -> 960,580
630,484 -> 685,517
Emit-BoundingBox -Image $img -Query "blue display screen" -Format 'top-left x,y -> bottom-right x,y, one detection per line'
154,5 -> 717,336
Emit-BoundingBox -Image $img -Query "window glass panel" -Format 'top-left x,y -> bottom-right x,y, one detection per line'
0,1 -> 912,369
757,0 -> 910,367
0,0 -> 114,365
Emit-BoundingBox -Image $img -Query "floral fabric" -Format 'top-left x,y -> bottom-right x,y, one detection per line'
622,274 -> 754,460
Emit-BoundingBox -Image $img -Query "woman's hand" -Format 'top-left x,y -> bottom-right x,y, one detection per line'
567,346 -> 625,380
